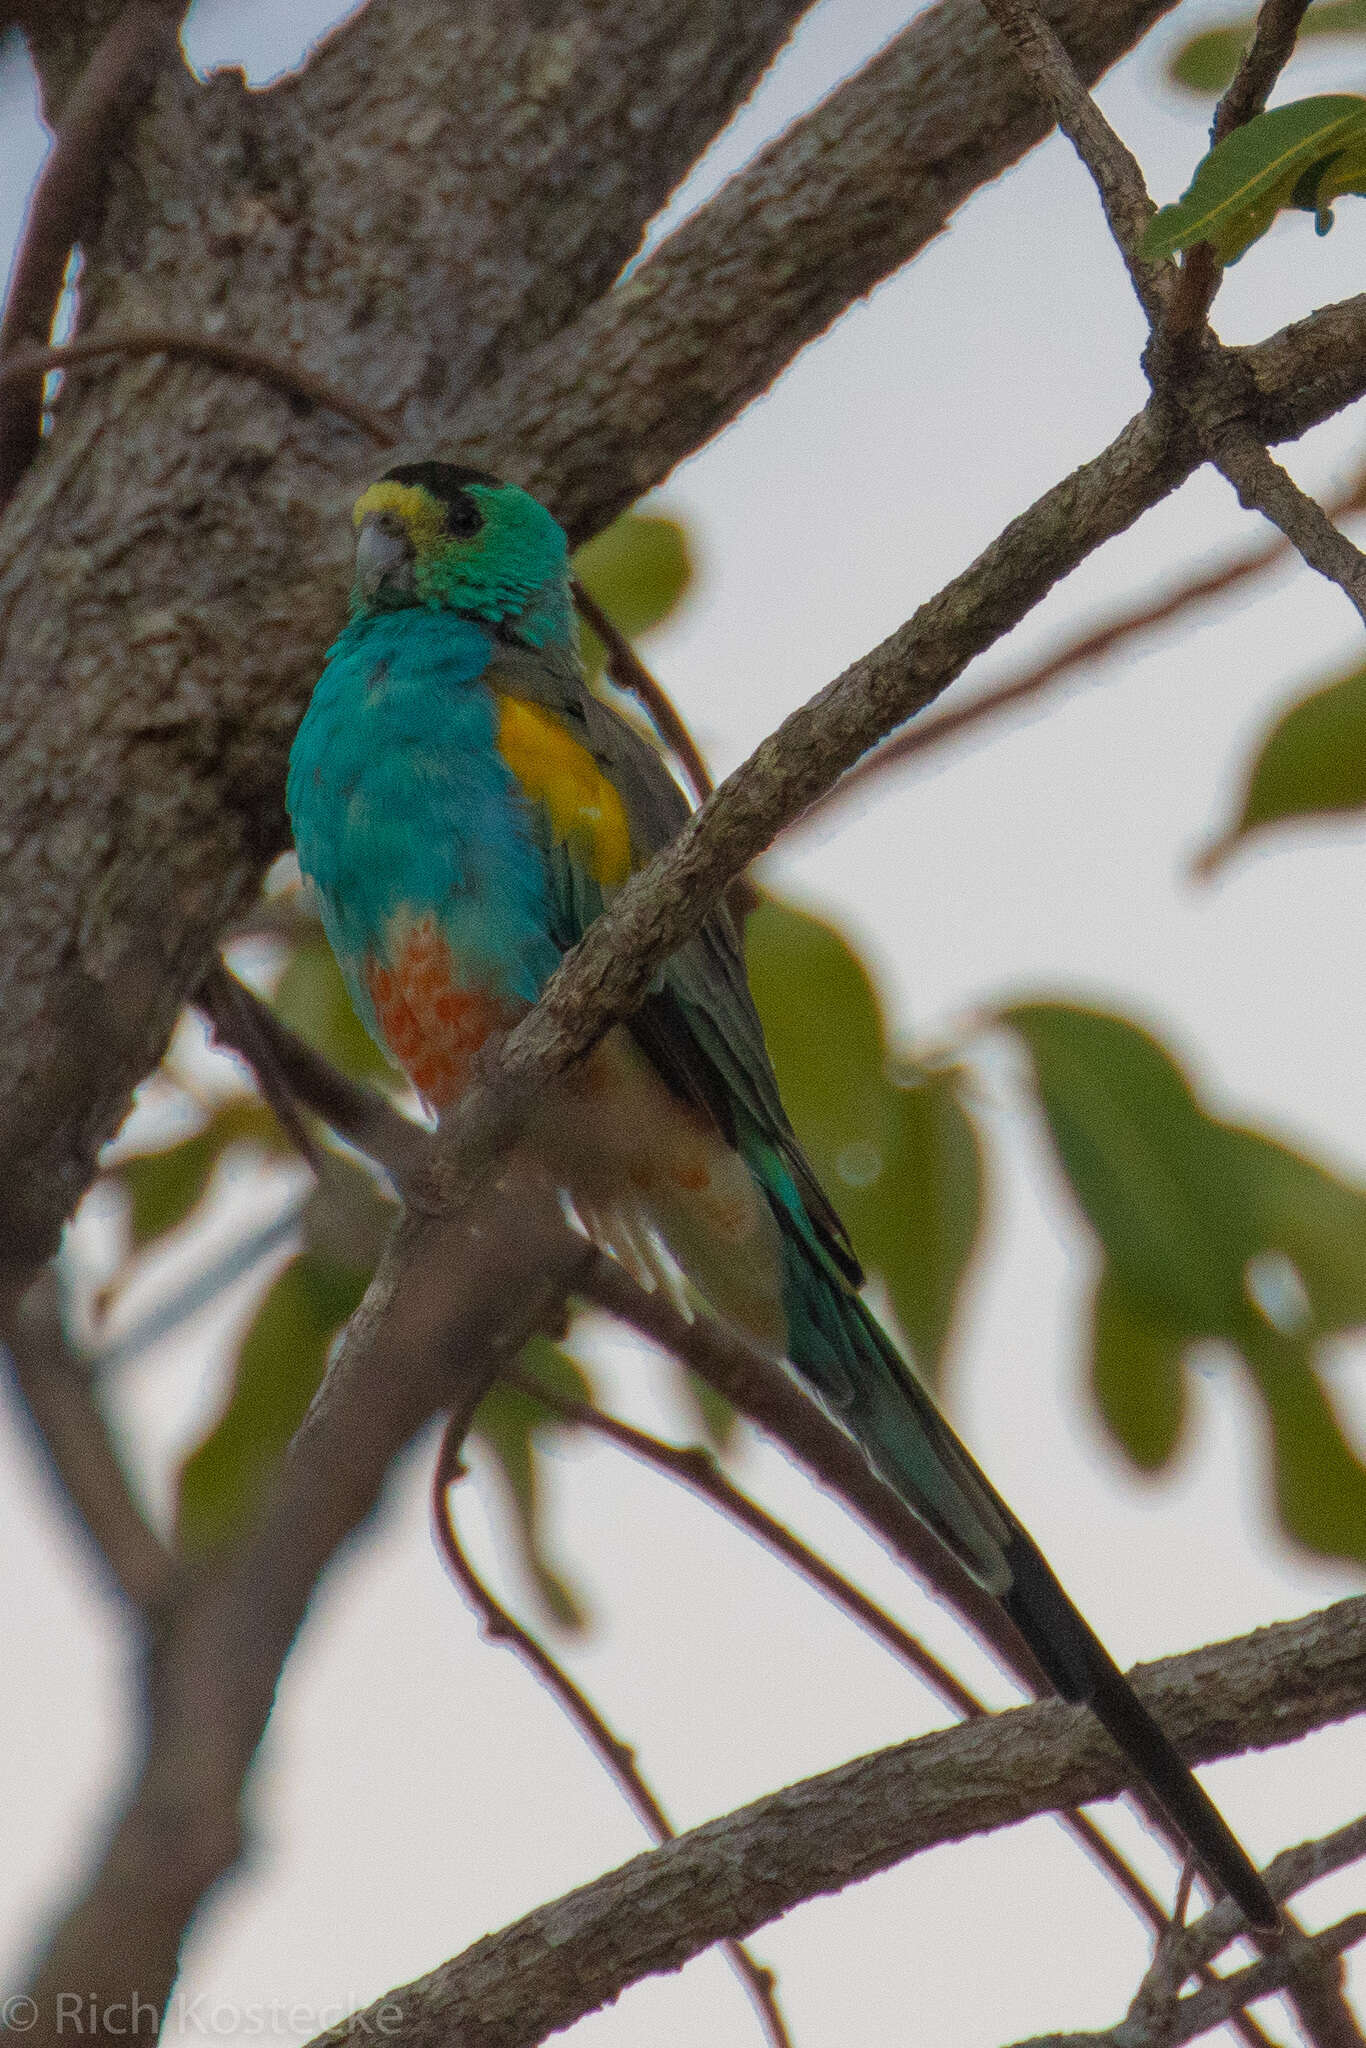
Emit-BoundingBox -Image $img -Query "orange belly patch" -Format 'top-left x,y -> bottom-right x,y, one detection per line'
366,918 -> 515,1109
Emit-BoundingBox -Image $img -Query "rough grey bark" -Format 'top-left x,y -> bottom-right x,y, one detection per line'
0,0 -> 812,1282
453,0 -> 1183,534
0,0 -> 1176,1290
310,1593 -> 1366,2048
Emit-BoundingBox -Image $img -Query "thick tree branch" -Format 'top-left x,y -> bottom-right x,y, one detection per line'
449,0 -> 1183,537
0,1267 -> 171,1611
301,1597 -> 1366,2048
0,0 -> 810,1284
21,1167 -> 592,2048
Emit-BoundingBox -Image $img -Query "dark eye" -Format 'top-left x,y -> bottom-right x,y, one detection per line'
445,491 -> 483,538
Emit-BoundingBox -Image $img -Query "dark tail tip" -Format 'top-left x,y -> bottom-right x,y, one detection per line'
1002,1534 -> 1280,1931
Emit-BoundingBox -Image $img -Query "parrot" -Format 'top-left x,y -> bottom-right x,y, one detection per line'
286,460 -> 1277,1931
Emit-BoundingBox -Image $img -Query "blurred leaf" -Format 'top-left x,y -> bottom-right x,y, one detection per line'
747,897 -> 984,1377
117,1099 -> 286,1247
1090,1263 -> 1188,1469
1169,24 -> 1253,92
274,933 -> 394,1083
1244,1329 -> 1366,1563
1006,1000 -> 1366,1553
177,1249 -> 368,1552
1003,1002 -> 1252,1330
1199,661 -> 1366,870
472,1336 -> 595,1630
573,514 -> 692,683
745,897 -> 888,1194
1226,1123 -> 1366,1331
1142,94 -> 1366,261
869,1066 -> 984,1386
672,1367 -> 740,1450
1168,1 -> 1366,95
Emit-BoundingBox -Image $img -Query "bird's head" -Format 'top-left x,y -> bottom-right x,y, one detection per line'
350,461 -> 572,647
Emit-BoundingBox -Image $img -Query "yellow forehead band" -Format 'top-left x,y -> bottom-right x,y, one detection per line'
353,481 -> 451,558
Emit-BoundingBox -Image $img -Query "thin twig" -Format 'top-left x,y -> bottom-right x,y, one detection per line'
196,964 -> 429,1191
498,1368 -> 1183,1921
90,1195 -> 306,1375
977,0 -> 1170,318
504,1363 -> 985,1716
197,966 -> 326,1177
571,577 -> 713,806
498,1377 -> 1285,2048
575,1252 -> 1028,1675
1014,1915 -> 1366,2048
0,7 -> 179,504
574,1262 -> 1316,1979
1212,424 -> 1366,629
1120,1815 -> 1366,2048
1211,0 -> 1313,143
801,454 -> 1366,827
306,1619 -> 1366,2048
430,1422 -> 793,2048
1167,0 -> 1314,335
0,332 -> 399,449
0,1268 -> 172,1611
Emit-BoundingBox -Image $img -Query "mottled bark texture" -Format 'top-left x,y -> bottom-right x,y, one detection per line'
313,1594 -> 1366,2048
0,0 -> 1177,1288
0,0 -> 812,1279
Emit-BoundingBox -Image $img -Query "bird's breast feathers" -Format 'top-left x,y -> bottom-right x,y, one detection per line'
288,614 -> 639,1106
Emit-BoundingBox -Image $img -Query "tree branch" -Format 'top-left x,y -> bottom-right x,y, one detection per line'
803,456 -> 1366,828
21,1168 -> 593,2048
0,1 -> 178,503
301,1598 -> 1366,2048
449,0 -> 1184,538
975,0 -> 1170,319
430,1430 -> 792,2048
0,1267 -> 171,1612
500,1363 -> 1199,1947
1206,423 -> 1366,627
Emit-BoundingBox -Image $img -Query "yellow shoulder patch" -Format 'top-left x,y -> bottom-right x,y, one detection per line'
495,694 -> 633,889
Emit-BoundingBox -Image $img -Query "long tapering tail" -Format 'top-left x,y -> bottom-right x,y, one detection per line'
776,1222 -> 1278,1929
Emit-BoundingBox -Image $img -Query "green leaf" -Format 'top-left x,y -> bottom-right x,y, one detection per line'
1225,1123 -> 1366,1332
1168,25 -> 1253,93
745,897 -> 889,1200
1168,1 -> 1366,96
1200,662 -> 1366,869
1142,94 -> 1366,261
670,1367 -> 740,1450
117,1099 -> 286,1247
177,1250 -> 369,1552
746,898 -> 985,1377
573,513 -> 692,683
1003,1003 -> 1254,1331
868,1066 -> 984,1386
1243,1328 -> 1366,1563
471,1336 -> 595,1630
274,933 -> 394,1083
1090,1263 -> 1188,1470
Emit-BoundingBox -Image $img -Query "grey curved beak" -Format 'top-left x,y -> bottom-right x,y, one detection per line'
354,513 -> 415,602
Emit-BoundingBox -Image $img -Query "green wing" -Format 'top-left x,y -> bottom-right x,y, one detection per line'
486,641 -> 861,1283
